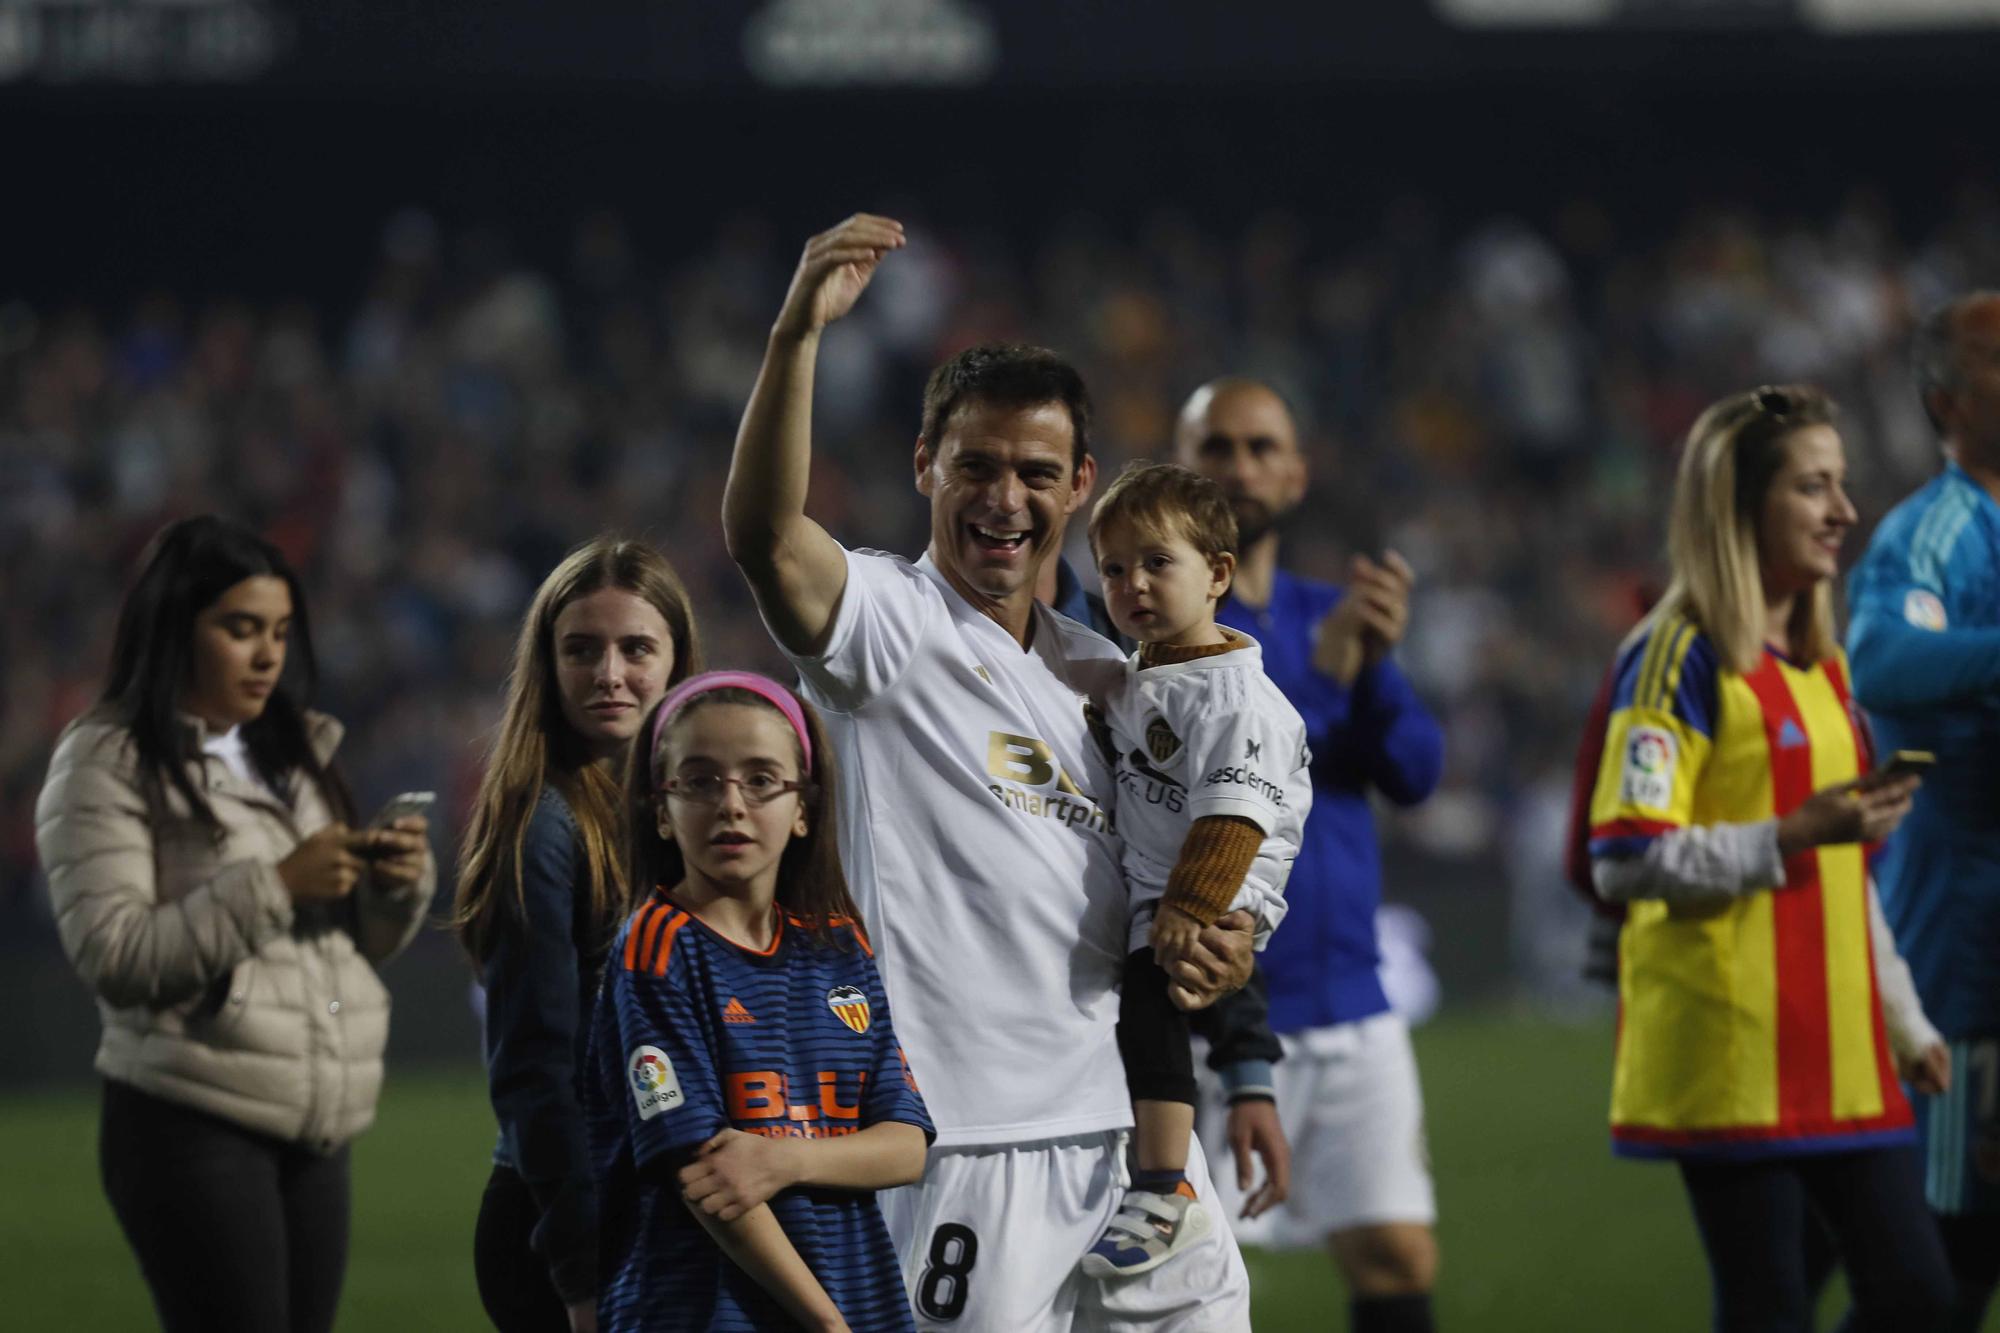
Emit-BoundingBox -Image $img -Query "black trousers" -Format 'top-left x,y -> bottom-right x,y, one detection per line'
1680,1146 -> 1954,1333
98,1079 -> 350,1333
1936,1212 -> 2000,1332
474,1164 -> 572,1332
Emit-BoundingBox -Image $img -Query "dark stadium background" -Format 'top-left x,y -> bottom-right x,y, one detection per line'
7,2 -> 2000,1327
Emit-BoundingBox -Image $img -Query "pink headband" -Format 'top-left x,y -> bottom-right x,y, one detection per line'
649,671 -> 814,781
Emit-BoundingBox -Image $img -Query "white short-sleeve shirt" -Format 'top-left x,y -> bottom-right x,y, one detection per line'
778,547 -> 1134,1147
1103,634 -> 1310,946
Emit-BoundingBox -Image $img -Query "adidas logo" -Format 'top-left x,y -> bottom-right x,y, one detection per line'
722,997 -> 756,1024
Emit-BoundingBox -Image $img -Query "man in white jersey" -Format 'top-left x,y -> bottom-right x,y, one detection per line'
723,213 -> 1256,1332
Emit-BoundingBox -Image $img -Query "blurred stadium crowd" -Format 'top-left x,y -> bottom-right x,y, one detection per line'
7,180 -> 1999,985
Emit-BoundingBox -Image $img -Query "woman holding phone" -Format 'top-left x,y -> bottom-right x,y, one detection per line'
453,536 -> 700,1332
34,515 -> 434,1333
1586,386 -> 1955,1331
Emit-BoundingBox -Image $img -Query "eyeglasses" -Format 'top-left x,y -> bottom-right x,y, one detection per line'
663,773 -> 810,807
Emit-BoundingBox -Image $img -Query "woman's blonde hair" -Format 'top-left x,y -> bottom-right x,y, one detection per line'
1647,384 -> 1841,674
452,536 -> 701,961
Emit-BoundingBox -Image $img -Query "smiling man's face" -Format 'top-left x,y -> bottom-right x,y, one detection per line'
917,398 -> 1094,613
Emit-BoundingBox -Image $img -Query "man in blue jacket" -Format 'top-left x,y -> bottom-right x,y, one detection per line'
1175,377 -> 1446,1333
1848,291 -> 2000,1332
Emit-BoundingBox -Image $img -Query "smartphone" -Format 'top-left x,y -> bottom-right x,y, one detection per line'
370,791 -> 436,829
1862,750 -> 1935,789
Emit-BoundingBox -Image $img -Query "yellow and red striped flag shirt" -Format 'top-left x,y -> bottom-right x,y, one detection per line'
1589,614 -> 1913,1158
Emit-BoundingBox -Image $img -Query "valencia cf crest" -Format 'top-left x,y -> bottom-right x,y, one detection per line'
1146,716 -> 1182,765
827,985 -> 871,1034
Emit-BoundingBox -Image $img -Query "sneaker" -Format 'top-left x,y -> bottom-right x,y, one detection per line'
1080,1183 -> 1211,1279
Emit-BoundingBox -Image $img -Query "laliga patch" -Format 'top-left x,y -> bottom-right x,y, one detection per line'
627,1045 -> 684,1120
1905,589 -> 1948,632
827,985 -> 872,1034
1620,725 -> 1677,811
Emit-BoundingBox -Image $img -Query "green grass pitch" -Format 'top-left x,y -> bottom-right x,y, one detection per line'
3,1012 -> 1985,1329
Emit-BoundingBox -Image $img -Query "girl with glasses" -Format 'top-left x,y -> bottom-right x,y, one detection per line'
581,672 -> 932,1332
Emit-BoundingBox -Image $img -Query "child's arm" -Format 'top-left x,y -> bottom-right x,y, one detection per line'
790,1121 -> 928,1189
686,1198 -> 850,1333
1151,815 -> 1264,963
680,1122 -> 928,1221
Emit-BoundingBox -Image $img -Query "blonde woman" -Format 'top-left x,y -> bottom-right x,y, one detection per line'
454,537 -> 701,1332
1586,386 -> 1954,1331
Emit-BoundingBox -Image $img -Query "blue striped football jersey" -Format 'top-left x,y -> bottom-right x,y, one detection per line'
583,894 -> 933,1332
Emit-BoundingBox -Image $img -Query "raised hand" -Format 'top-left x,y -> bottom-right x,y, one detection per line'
771,214 -> 906,341
1352,550 -> 1415,665
1313,549 -> 1415,685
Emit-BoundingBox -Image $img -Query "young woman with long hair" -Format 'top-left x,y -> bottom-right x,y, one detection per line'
453,536 -> 700,1332
580,673 -> 930,1332
35,515 -> 434,1333
1586,386 -> 1956,1331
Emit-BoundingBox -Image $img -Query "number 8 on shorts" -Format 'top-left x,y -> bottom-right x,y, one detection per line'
916,1224 -> 978,1321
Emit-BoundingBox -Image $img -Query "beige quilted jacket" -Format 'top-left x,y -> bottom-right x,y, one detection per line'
34,706 -> 434,1152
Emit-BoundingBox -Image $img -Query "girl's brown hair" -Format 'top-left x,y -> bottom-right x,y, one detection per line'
452,536 -> 701,961
625,687 -> 863,949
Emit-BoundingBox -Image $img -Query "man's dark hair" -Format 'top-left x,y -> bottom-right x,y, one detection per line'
920,343 -> 1092,471
1913,292 -> 1998,436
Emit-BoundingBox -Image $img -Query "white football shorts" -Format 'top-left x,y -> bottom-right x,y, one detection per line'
878,1128 -> 1251,1332
1199,1010 -> 1436,1246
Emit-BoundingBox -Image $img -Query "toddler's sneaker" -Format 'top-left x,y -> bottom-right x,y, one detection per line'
1080,1181 -> 1210,1278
